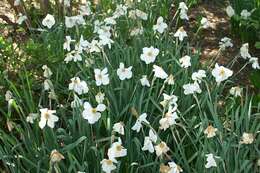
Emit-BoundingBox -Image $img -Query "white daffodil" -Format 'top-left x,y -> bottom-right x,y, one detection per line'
113,122 -> 124,135
68,77 -> 89,95
240,132 -> 254,144
149,129 -> 158,143
183,82 -> 202,95
5,90 -> 13,102
201,17 -> 210,29
166,74 -> 175,85
226,6 -> 235,17
89,39 -> 101,53
204,125 -> 218,138
174,27 -> 187,41
159,106 -> 179,130
100,159 -> 116,173
104,17 -> 117,25
82,102 -> 106,124
229,86 -> 242,97
155,141 -> 169,157
42,14 -> 55,29
192,70 -> 206,83
71,95 -> 83,108
17,13 -> 27,25
153,65 -> 168,79
249,57 -> 260,69
168,161 -> 183,173
26,113 -> 38,124
140,75 -> 150,87
241,9 -> 251,20
205,153 -> 218,168
79,2 -> 92,16
153,16 -> 168,34
140,46 -> 159,64
179,55 -> 191,68
113,4 -> 128,18
142,137 -> 154,153
219,37 -> 233,49
107,138 -> 127,162
39,108 -> 59,129
131,113 -> 150,132
65,16 -> 76,28
42,65 -> 53,78
95,92 -> 105,104
63,36 -> 75,51
129,9 -> 148,20
117,63 -> 133,80
240,43 -> 251,59
99,35 -> 114,49
94,68 -> 110,86
160,93 -> 178,108
130,27 -> 144,36
211,63 -> 233,84
179,2 -> 189,20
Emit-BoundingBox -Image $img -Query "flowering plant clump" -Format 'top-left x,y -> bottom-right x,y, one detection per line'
0,1 -> 259,173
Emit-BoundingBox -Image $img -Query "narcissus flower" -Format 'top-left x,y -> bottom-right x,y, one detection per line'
42,65 -> 53,78
113,122 -> 125,135
69,77 -> 89,95
229,86 -> 242,97
107,138 -> 127,162
205,153 -> 218,168
240,43 -> 251,59
50,149 -> 64,163
226,6 -> 235,17
201,17 -> 210,29
183,82 -> 202,95
155,141 -> 169,157
211,63 -> 233,84
100,159 -> 116,173
179,2 -> 189,20
179,55 -> 191,68
140,46 -> 159,64
219,37 -> 233,49
63,36 -> 75,51
95,92 -> 105,103
42,14 -> 55,29
142,137 -> 154,153
159,109 -> 178,130
249,57 -> 260,69
241,9 -> 251,19
39,108 -> 59,129
174,27 -> 187,41
204,125 -> 218,138
94,68 -> 110,86
153,16 -> 168,34
160,93 -> 178,108
131,113 -> 150,132
153,65 -> 168,79
117,63 -> 133,80
17,13 -> 27,25
140,75 -> 150,87
129,9 -> 148,20
240,132 -> 254,144
82,102 -> 106,124
192,70 -> 206,83
168,161 -> 183,173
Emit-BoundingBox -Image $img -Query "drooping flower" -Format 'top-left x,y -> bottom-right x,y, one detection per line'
107,138 -> 127,162
82,102 -> 106,124
240,43 -> 251,59
229,86 -> 242,97
168,161 -> 183,173
142,137 -> 154,153
50,149 -> 64,163
140,75 -> 150,87
249,57 -> 260,69
160,93 -> 178,108
179,55 -> 191,68
113,4 -> 128,18
153,65 -> 168,79
131,113 -> 150,132
153,16 -> 168,34
79,2 -> 92,16
241,9 -> 251,20
26,113 -> 38,124
166,74 -> 175,85
219,37 -> 233,49
129,9 -> 148,20
95,92 -> 105,104
192,70 -> 206,83
100,159 -> 117,173
200,17 -> 210,29
42,65 -> 53,78
240,132 -> 254,144
159,110 -> 178,131
140,46 -> 159,64
183,82 -> 202,95
204,125 -> 218,138
205,153 -> 218,168
63,36 -> 75,51
39,108 -> 59,129
211,63 -> 233,84
113,122 -> 125,135
68,77 -> 89,95
130,26 -> 144,36
94,68 -> 110,86
117,63 -> 133,80
174,27 -> 188,41
178,2 -> 189,20
226,6 -> 235,17
155,141 -> 170,157
42,14 -> 55,29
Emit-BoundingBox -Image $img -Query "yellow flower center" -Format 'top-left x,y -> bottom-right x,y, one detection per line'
147,51 -> 153,57
219,68 -> 225,77
92,108 -> 97,113
116,145 -> 122,151
105,160 -> 113,165
159,143 -> 165,149
44,112 -> 50,119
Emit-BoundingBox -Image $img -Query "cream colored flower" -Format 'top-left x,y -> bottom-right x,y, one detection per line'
39,108 -> 59,129
140,46 -> 159,64
174,27 -> 187,41
100,159 -> 116,173
240,132 -> 254,144
107,138 -> 127,162
42,14 -> 55,29
226,6 -> 235,17
153,65 -> 168,79
50,149 -> 64,163
229,86 -> 242,97
155,141 -> 169,156
179,55 -> 191,68
140,75 -> 150,87
204,125 -> 218,138
113,122 -> 124,135
211,63 -> 233,84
